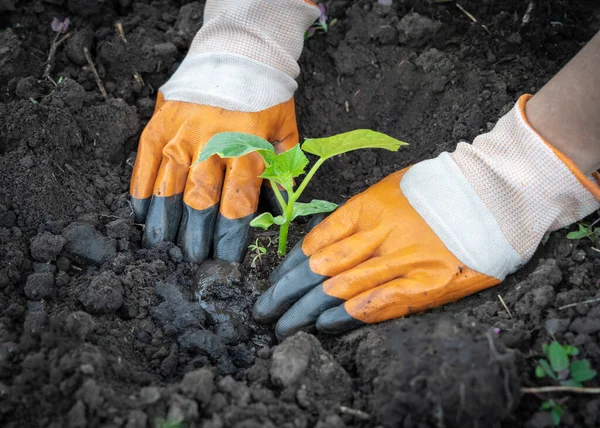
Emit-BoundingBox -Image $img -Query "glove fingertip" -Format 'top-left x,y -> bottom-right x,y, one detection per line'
252,288 -> 277,324
316,305 -> 366,335
130,197 -> 150,223
213,213 -> 254,263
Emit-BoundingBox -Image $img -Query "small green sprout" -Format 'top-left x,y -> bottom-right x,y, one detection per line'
540,400 -> 564,426
248,238 -> 267,268
566,222 -> 600,243
155,417 -> 184,428
535,341 -> 596,386
195,130 -> 406,256
534,341 -> 597,425
305,4 -> 337,39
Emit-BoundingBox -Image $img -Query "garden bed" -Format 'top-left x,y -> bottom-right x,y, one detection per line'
1,0 -> 600,426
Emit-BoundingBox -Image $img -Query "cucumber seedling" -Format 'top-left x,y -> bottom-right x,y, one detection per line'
195,130 -> 406,256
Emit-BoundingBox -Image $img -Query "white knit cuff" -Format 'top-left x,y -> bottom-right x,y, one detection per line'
160,52 -> 298,112
452,97 -> 600,261
401,97 -> 600,280
189,0 -> 320,78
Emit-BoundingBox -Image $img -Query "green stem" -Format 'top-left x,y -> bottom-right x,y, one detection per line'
278,201 -> 295,256
269,179 -> 287,212
278,221 -> 289,256
293,157 -> 326,202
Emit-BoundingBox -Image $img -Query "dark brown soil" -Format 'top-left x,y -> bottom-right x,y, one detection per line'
1,1 -> 600,427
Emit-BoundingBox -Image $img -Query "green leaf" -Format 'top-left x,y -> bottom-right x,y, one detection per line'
291,199 -> 338,221
550,405 -> 563,426
564,345 -> 579,357
260,145 -> 309,191
194,132 -> 275,165
570,360 -> 597,383
535,365 -> 546,378
542,343 -> 549,356
249,212 -> 286,230
548,342 -> 569,373
567,224 -> 592,240
302,129 -> 407,160
539,359 -> 558,380
540,401 -> 553,411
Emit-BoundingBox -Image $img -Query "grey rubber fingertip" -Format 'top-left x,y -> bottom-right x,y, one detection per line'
213,213 -> 254,263
253,258 -> 327,324
269,238 -> 307,284
275,284 -> 344,341
316,305 -> 366,335
131,196 -> 151,223
177,203 -> 218,263
144,193 -> 183,246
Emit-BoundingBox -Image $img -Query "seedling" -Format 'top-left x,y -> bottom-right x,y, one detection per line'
155,417 -> 184,428
248,238 -> 268,268
566,222 -> 600,243
540,400 -> 564,426
534,341 -> 597,425
195,130 -> 406,256
535,341 -> 597,386
305,4 -> 337,39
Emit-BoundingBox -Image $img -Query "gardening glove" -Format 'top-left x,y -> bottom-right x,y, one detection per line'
129,0 -> 320,263
254,95 -> 600,340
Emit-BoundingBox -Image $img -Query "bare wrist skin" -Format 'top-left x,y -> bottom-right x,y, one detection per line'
525,31 -> 600,175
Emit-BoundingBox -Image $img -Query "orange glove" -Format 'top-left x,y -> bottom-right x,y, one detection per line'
253,95 -> 600,340
130,0 -> 319,262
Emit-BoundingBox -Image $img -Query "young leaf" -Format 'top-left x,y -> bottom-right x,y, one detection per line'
550,406 -> 563,426
538,359 -> 558,380
570,360 -> 597,383
540,401 -> 553,411
260,145 -> 309,190
535,365 -> 546,378
548,342 -> 569,373
542,343 -> 549,356
250,212 -> 286,230
302,129 -> 407,160
564,345 -> 579,357
567,224 -> 592,240
291,199 -> 338,221
195,132 -> 275,165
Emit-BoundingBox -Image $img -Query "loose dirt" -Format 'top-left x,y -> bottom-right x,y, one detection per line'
1,0 -> 599,427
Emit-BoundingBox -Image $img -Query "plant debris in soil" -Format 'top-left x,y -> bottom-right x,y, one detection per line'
1,0 -> 600,427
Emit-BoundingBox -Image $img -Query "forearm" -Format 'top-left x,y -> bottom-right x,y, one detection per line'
526,31 -> 600,175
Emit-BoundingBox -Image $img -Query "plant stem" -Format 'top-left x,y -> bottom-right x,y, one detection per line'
278,222 -> 289,256
278,196 -> 296,256
269,179 -> 287,212
521,386 -> 600,394
293,157 -> 326,202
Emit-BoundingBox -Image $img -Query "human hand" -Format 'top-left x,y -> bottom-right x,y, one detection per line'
129,0 -> 319,263
253,95 -> 600,340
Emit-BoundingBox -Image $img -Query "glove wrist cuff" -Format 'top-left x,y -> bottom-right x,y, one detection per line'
159,52 -> 298,112
451,95 -> 600,262
188,0 -> 320,78
402,95 -> 600,280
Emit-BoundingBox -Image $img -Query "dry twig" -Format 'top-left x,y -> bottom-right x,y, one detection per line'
498,294 -> 513,318
558,297 -> 600,310
43,32 -> 71,78
83,47 -> 108,100
339,406 -> 370,420
522,386 -> 600,394
115,22 -> 127,43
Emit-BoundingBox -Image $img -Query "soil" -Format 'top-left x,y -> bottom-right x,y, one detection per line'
1,0 -> 600,427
